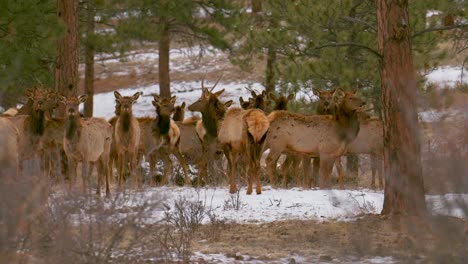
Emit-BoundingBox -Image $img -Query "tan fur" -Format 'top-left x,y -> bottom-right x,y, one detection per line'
114,91 -> 141,187
61,94 -> 112,197
2,108 -> 19,117
195,119 -> 207,141
346,118 -> 384,188
265,91 -> 364,189
0,117 -> 19,177
189,88 -> 269,194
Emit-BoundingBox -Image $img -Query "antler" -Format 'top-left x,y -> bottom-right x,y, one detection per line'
209,74 -> 223,93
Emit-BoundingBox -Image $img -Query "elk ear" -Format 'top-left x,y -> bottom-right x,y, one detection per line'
181,102 -> 186,108
114,91 -> 122,101
251,90 -> 257,97
152,100 -> 158,107
153,94 -> 161,103
239,96 -> 245,104
170,95 -> 177,105
25,88 -> 34,98
132,92 -> 141,102
287,94 -> 294,101
329,88 -> 336,94
79,94 -> 88,103
333,88 -> 345,98
59,96 -> 67,105
351,88 -> 358,95
213,89 -> 225,97
224,100 -> 233,108
312,87 -> 321,96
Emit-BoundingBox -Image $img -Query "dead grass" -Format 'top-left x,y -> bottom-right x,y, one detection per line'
191,215 -> 467,263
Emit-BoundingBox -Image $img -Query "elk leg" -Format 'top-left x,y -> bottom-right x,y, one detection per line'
312,157 -> 320,187
266,151 -> 281,187
319,157 -> 335,189
173,149 -> 191,186
68,159 -> 77,190
129,151 -> 141,188
292,156 -> 302,187
160,151 -> 172,185
280,155 -> 292,188
335,157 -> 345,189
303,156 -> 312,188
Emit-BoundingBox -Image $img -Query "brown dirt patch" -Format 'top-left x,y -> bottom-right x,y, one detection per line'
192,215 -> 468,263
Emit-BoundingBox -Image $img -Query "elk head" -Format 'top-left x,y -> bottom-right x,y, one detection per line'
239,96 -> 251,110
314,88 -> 340,114
339,89 -> 366,115
25,87 -> 50,113
269,93 -> 294,111
114,91 -> 140,116
60,94 -> 87,120
152,95 -> 176,117
173,101 -> 186,121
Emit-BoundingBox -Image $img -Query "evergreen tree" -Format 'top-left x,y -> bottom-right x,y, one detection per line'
109,0 -> 241,98
0,0 -> 61,108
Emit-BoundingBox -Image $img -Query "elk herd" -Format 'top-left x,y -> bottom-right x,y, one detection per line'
0,82 -> 384,197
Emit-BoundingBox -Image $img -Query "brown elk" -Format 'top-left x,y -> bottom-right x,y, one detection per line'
0,117 -> 20,178
265,90 -> 365,188
60,95 -> 112,197
269,93 -> 295,112
147,95 -> 190,185
114,91 -> 141,187
312,88 -> 383,188
172,102 -> 186,122
10,87 -> 52,175
189,83 -> 270,194
346,117 -> 384,188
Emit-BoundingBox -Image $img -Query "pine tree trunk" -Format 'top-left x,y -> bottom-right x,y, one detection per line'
83,0 -> 95,118
376,0 -> 426,216
55,0 -> 79,117
159,21 -> 171,98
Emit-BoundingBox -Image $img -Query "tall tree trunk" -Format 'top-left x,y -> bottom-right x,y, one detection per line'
265,47 -> 276,93
159,21 -> 171,98
83,0 -> 95,118
55,0 -> 79,117
376,0 -> 426,216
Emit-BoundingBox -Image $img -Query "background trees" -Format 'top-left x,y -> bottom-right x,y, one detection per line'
0,0 -> 60,108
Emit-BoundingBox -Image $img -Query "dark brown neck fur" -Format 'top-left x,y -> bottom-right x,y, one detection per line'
153,114 -> 171,136
28,109 -> 46,135
335,103 -> 360,143
120,111 -> 131,132
65,115 -> 81,140
201,95 -> 225,138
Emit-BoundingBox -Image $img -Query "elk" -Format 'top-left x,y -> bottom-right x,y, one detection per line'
269,93 -> 294,112
265,90 -> 365,188
60,95 -> 112,197
172,102 -> 186,122
312,88 -> 383,188
114,91 -> 141,187
189,82 -> 270,194
0,117 -> 20,178
10,87 -> 52,175
346,117 -> 384,188
146,95 -> 190,185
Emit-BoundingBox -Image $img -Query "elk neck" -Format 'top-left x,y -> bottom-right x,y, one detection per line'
201,97 -> 225,138
65,114 -> 82,141
153,114 -> 171,135
120,111 -> 132,132
28,109 -> 46,135
335,104 -> 360,144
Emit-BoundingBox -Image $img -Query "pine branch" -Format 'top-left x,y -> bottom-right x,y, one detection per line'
412,24 -> 468,38
313,42 -> 382,59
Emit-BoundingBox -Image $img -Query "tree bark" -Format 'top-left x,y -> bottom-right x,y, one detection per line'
55,0 -> 79,117
83,0 -> 95,117
376,0 -> 426,216
158,20 -> 171,98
